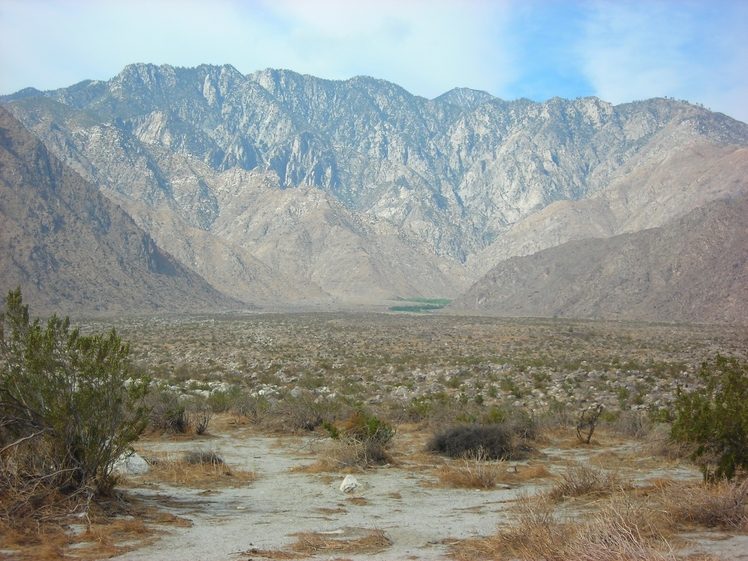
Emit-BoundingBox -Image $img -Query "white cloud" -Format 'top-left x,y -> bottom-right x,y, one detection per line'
577,1 -> 748,122
0,0 -> 516,99
253,0 -> 516,98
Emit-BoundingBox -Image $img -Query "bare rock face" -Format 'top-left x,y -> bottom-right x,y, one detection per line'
0,106 -> 238,315
2,64 -> 747,317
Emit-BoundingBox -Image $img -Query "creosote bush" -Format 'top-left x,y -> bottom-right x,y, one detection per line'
671,354 -> 748,481
0,288 -> 150,501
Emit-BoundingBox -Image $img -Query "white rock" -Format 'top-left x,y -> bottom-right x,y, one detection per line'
113,452 -> 150,475
340,474 -> 360,493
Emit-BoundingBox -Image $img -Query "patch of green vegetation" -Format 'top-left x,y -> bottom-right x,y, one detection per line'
389,297 -> 452,313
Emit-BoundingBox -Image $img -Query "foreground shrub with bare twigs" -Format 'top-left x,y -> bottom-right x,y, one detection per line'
0,288 -> 150,531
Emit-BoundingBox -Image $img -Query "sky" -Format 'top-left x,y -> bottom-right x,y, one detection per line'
1,0 -> 746,123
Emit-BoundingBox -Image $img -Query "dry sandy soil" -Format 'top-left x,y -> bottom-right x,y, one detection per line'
105,423 -> 748,561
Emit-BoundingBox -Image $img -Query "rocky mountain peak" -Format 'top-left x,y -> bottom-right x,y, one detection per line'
433,87 -> 496,108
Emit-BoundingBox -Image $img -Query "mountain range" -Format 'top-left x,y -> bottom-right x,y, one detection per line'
1,64 -> 746,322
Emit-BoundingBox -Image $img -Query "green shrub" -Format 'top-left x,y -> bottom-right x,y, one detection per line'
0,288 -> 150,496
671,355 -> 748,480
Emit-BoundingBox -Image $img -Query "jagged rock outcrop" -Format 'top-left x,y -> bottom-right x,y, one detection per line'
450,194 -> 748,324
0,106 -> 239,315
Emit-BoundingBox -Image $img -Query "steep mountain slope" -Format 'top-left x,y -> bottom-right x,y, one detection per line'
450,194 -> 748,324
3,64 -> 747,312
468,144 -> 748,276
0,106 -> 238,315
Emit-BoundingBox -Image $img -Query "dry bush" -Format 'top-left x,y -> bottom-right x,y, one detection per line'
563,497 -> 672,561
427,424 -> 520,460
308,437 -> 394,471
141,451 -> 255,487
452,493 -> 672,561
658,479 -> 748,530
310,409 -> 395,469
187,401 -> 213,435
147,391 -> 189,433
548,465 -> 628,502
609,410 -> 652,440
0,490 -> 178,561
183,450 -> 224,466
642,425 -> 696,461
230,393 -> 269,422
290,529 -> 391,555
437,447 -> 506,489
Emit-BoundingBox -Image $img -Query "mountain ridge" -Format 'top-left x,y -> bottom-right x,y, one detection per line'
0,105 -> 241,315
3,64 -> 747,321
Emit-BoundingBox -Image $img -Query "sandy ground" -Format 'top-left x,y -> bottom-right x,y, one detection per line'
111,427 -> 748,561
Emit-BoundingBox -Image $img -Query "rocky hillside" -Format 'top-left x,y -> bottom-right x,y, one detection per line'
449,194 -> 748,324
2,64 -> 747,316
0,106 -> 238,315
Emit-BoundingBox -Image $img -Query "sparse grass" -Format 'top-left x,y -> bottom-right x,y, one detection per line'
290,529 -> 391,555
0,491 -> 187,561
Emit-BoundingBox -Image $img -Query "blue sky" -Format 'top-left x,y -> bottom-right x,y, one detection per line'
1,0 -> 746,123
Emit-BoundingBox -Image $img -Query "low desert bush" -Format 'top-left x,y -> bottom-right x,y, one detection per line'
183,450 -> 224,466
672,354 -> 748,481
277,392 -> 344,432
143,450 -> 254,487
0,288 -> 149,499
659,479 -> 748,529
148,390 -> 189,433
230,393 -> 270,422
452,493 -> 671,561
437,447 -> 506,489
607,409 -> 652,440
428,424 -> 520,460
185,398 -> 213,435
321,408 -> 395,467
548,465 -> 627,502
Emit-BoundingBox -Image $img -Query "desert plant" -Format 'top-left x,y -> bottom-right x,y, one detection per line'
671,354 -> 748,481
148,391 -> 189,433
548,465 -> 627,501
280,391 -> 336,431
437,447 -> 505,489
323,408 -> 395,466
183,450 -> 224,466
0,288 -> 150,497
428,424 -> 518,460
186,399 -> 213,435
576,404 -> 603,444
658,479 -> 748,529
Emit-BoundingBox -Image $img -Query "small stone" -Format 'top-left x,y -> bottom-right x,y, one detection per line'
340,474 -> 360,493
